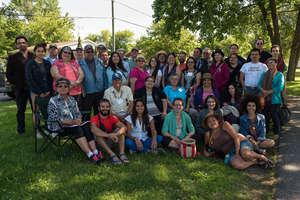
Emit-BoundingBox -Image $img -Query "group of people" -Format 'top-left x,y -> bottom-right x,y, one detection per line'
6,36 -> 286,169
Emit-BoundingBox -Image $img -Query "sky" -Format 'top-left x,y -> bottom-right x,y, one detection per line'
0,0 -> 154,39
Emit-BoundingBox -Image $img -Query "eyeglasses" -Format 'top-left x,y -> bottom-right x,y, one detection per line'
174,104 -> 183,107
17,42 -> 27,45
57,85 -> 69,88
256,43 -> 263,45
63,51 -> 72,55
146,80 -> 154,82
85,51 -> 93,53
137,60 -> 145,63
187,61 -> 195,64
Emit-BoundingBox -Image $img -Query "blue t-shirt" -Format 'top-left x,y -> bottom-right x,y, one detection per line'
163,85 -> 186,106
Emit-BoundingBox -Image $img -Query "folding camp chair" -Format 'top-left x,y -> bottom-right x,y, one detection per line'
34,96 -> 81,158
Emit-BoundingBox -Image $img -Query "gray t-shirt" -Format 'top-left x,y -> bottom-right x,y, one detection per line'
146,92 -> 161,117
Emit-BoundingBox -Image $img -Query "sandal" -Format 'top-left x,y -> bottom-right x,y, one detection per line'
110,154 -> 122,165
257,158 -> 274,169
118,153 -> 130,163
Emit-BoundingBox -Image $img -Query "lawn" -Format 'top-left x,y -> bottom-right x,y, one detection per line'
286,68 -> 300,96
0,101 -> 276,200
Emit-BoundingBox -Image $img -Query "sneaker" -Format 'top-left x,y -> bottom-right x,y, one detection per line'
36,132 -> 43,139
97,151 -> 104,161
88,154 -> 99,165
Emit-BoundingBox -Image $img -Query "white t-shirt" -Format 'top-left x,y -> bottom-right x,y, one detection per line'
125,115 -> 153,141
240,62 -> 268,87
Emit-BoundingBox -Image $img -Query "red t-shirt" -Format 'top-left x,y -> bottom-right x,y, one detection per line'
90,114 -> 120,132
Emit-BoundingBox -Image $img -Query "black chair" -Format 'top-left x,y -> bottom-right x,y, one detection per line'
34,96 -> 81,158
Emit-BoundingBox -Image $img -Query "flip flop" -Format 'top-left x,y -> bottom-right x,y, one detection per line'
110,154 -> 122,165
118,153 -> 130,163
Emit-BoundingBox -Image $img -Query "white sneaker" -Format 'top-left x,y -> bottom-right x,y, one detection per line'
51,132 -> 58,137
36,132 -> 43,139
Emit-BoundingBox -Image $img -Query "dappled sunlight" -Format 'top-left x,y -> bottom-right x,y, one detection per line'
283,164 -> 300,172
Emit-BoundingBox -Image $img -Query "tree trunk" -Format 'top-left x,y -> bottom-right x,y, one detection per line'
269,0 -> 281,46
258,1 -> 275,43
287,6 -> 300,81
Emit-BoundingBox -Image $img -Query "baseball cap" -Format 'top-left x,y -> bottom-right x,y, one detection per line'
112,72 -> 122,80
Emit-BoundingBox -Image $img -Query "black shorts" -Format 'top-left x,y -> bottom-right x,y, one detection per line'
63,123 -> 94,141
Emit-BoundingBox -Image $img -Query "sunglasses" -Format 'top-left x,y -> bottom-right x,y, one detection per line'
57,85 -> 69,88
63,51 -> 72,55
256,43 -> 263,45
137,60 -> 145,63
85,51 -> 93,53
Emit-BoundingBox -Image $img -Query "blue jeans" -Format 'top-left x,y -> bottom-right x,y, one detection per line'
126,135 -> 163,152
225,139 -> 254,164
246,87 -> 260,94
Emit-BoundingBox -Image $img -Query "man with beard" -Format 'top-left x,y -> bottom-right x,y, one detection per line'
90,98 -> 129,165
45,44 -> 59,64
103,72 -> 133,122
6,36 -> 34,135
193,47 -> 209,74
178,51 -> 187,71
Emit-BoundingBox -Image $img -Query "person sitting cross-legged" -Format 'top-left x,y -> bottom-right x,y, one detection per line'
125,99 -> 163,153
47,78 -> 103,165
161,98 -> 195,150
90,98 -> 129,165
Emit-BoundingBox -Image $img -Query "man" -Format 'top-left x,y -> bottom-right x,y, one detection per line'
117,48 -> 130,72
96,43 -> 107,59
178,51 -> 187,71
100,49 -> 109,68
202,48 -> 212,66
45,44 -> 58,64
78,44 -> 107,120
247,39 -> 272,63
193,47 -> 209,73
6,36 -> 34,134
90,98 -> 129,165
74,47 -> 84,62
240,48 -> 268,94
104,73 -> 133,122
224,44 -> 246,65
128,47 -> 139,70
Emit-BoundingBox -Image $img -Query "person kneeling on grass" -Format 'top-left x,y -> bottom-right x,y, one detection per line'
90,98 -> 129,165
125,99 -> 162,153
161,98 -> 195,150
203,113 -> 274,170
47,78 -> 103,165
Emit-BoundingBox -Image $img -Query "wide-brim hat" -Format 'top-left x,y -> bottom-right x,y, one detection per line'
202,73 -> 214,81
202,113 -> 223,129
156,50 -> 167,56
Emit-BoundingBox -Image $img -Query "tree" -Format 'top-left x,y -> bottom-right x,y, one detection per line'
85,34 -> 100,43
153,0 -> 300,80
136,20 -> 198,59
77,36 -> 82,48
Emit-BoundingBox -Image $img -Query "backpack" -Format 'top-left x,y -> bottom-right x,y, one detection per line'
279,105 -> 291,126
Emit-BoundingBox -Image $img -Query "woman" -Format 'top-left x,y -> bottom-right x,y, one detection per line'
269,45 -> 286,73
203,114 -> 274,169
209,49 -> 229,93
106,51 -> 129,87
163,74 -> 186,109
125,99 -> 163,153
181,56 -> 201,90
227,53 -> 242,88
26,43 -> 53,138
162,52 -> 181,88
47,78 -> 103,164
146,56 -> 160,86
196,95 -> 222,136
194,73 -> 222,109
258,58 -> 284,137
240,94 -> 275,153
222,83 -> 242,130
129,54 -> 149,93
50,46 -> 84,103
156,50 -> 168,87
162,98 -> 195,150
134,76 -> 167,134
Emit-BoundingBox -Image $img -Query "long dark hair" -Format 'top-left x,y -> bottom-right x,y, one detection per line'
167,52 -> 177,66
148,56 -> 160,80
131,99 -> 150,131
108,51 -> 127,72
58,46 -> 75,60
223,83 -> 241,103
204,95 -> 220,110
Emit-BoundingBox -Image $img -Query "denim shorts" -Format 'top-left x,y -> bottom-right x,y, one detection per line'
225,139 -> 254,164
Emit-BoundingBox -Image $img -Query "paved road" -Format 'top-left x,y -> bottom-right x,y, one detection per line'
275,96 -> 300,200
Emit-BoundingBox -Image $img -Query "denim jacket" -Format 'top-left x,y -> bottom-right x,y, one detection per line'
47,95 -> 81,131
78,57 -> 107,94
240,113 -> 266,141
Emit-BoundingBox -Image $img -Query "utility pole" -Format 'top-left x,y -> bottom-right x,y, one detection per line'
111,0 -> 115,51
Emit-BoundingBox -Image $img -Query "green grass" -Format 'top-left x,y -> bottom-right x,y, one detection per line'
286,68 -> 300,96
0,101 -> 275,200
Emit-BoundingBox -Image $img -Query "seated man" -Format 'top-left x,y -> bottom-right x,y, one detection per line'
161,98 -> 195,150
90,98 -> 129,165
103,72 -> 133,122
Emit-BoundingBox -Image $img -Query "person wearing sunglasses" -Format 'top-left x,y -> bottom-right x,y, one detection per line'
78,45 -> 107,120
247,39 -> 272,63
47,78 -> 103,165
51,46 -> 84,104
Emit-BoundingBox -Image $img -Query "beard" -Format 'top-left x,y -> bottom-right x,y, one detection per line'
100,110 -> 109,116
